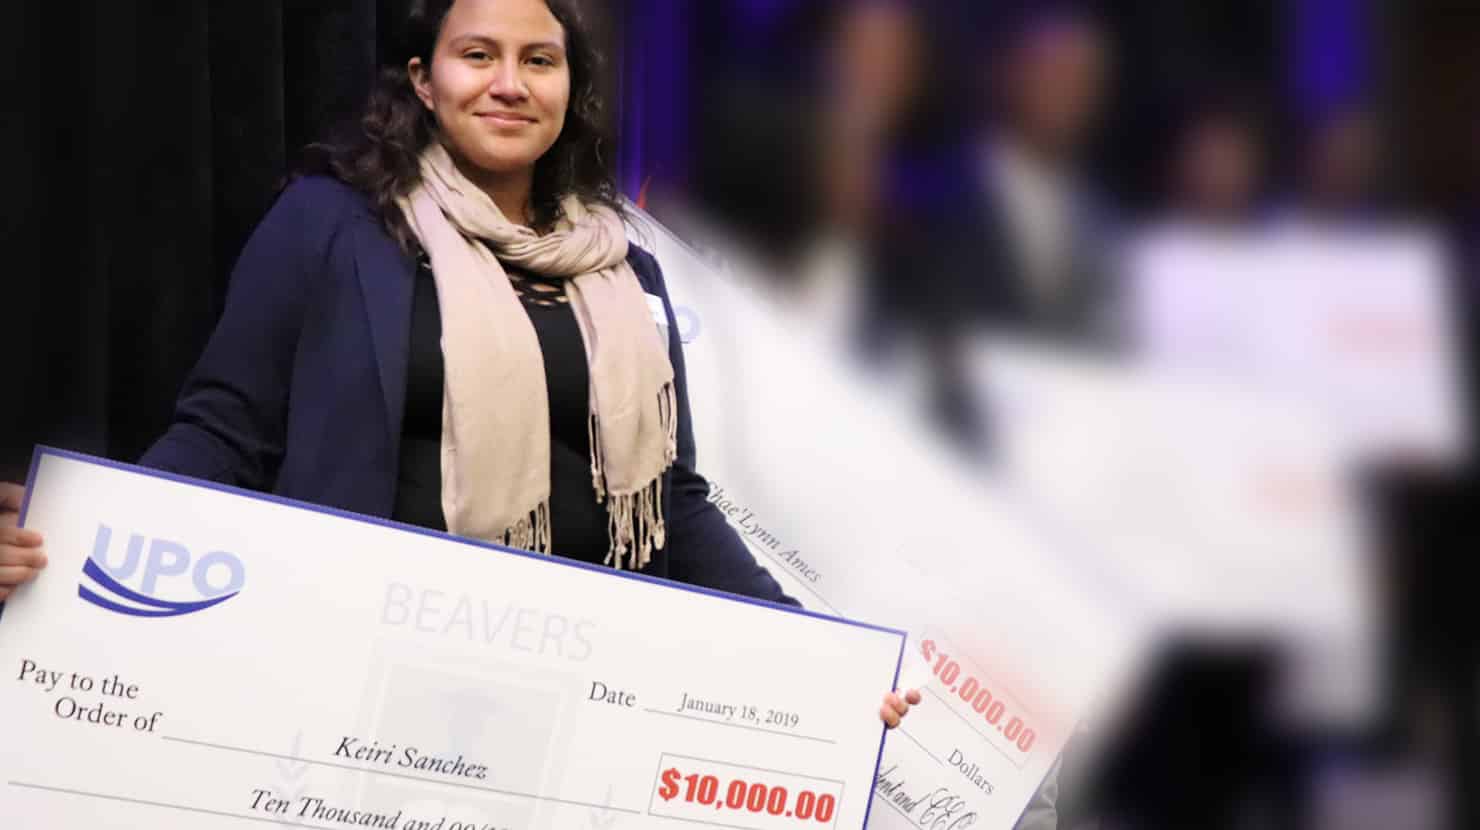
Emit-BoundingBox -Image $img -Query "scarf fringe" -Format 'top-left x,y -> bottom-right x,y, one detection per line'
592,382 -> 679,570
660,380 -> 678,460
500,501 -> 551,554
588,409 -> 607,502
603,480 -> 665,571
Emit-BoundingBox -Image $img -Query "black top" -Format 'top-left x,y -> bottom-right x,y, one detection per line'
391,254 -> 610,563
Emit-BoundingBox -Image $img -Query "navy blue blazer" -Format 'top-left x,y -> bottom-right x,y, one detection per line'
141,176 -> 793,605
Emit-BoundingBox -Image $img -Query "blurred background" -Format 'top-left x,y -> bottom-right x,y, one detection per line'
3,1 -> 1478,828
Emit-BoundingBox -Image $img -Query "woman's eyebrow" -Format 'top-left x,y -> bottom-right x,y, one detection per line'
446,33 -> 495,48
446,33 -> 565,52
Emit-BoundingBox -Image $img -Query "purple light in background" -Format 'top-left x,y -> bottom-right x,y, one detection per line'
1291,0 -> 1371,113
733,0 -> 797,34
618,0 -> 692,201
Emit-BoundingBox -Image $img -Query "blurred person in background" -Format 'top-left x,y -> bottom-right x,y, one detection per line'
1290,104 -> 1386,226
861,6 -> 1122,830
1161,95 -> 1268,229
818,1 -> 926,240
1284,103 -> 1472,830
864,1 -> 1120,455
974,2 -> 1119,340
1082,89 -> 1295,830
674,0 -> 930,349
794,0 -> 930,345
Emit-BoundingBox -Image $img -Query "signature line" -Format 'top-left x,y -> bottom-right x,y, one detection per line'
160,735 -> 643,814
894,728 -> 944,765
871,791 -> 915,822
10,781 -> 356,829
642,709 -> 836,744
922,688 -> 1026,770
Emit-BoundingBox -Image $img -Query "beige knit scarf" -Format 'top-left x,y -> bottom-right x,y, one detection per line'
397,142 -> 677,569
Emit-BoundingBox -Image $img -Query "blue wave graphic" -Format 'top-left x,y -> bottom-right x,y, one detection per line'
79,557 -> 237,618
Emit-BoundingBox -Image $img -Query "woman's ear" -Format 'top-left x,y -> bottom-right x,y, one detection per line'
408,57 -> 436,112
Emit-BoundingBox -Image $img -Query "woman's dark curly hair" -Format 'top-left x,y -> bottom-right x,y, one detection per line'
305,0 -> 621,247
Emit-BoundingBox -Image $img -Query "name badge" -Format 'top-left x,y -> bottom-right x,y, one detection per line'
645,293 -> 670,342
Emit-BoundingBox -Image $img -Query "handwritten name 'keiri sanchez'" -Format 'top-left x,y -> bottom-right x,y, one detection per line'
335,736 -> 488,780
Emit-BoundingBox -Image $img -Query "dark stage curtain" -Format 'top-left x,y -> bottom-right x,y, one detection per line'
1,1 -> 411,480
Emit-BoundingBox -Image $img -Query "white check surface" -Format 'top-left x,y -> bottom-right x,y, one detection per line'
0,451 -> 904,830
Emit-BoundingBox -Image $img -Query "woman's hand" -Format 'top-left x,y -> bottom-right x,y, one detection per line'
0,483 -> 45,601
880,688 -> 922,729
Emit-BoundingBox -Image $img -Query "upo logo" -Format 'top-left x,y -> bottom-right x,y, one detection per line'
80,524 -> 246,617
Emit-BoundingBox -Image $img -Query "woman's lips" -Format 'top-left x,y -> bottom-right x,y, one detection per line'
476,112 -> 535,126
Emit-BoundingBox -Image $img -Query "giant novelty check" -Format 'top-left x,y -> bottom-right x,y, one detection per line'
633,211 -> 1140,830
0,449 -> 906,830
1127,225 -> 1467,466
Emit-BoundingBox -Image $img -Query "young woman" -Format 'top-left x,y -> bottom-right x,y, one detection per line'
0,0 -> 918,726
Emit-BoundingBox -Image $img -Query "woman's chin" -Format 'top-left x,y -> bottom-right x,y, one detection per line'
458,145 -> 548,178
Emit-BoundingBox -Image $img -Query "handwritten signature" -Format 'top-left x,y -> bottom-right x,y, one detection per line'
876,765 -> 979,830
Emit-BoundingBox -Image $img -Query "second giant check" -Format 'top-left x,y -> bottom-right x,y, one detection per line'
0,449 -> 906,830
631,208 -> 1140,830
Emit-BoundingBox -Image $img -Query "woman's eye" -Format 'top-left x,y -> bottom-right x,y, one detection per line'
464,50 -> 492,62
528,55 -> 556,67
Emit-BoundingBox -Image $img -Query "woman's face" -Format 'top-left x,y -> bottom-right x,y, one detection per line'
411,0 -> 571,180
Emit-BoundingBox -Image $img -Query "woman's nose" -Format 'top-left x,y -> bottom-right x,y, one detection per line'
488,61 -> 527,101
